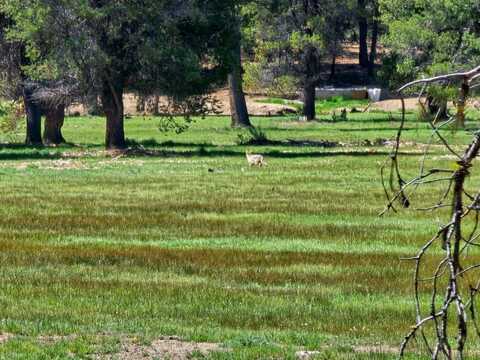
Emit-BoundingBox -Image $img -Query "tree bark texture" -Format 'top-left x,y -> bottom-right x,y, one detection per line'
303,47 -> 318,121
229,22 -> 251,128
101,80 -> 126,149
43,105 -> 66,145
23,85 -> 42,145
303,84 -> 316,121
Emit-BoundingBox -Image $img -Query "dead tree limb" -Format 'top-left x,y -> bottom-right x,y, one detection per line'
383,66 -> 480,359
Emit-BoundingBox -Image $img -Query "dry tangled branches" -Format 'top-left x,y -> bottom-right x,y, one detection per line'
382,66 -> 480,359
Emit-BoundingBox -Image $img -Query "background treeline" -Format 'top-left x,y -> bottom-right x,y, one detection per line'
1,0 -> 479,148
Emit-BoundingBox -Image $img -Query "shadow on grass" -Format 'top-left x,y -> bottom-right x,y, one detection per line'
0,138 -> 421,161
125,146 -> 419,159
314,115 -> 415,124
160,149 -> 417,159
148,139 -> 340,148
338,127 -> 426,133
0,142 -> 82,161
0,151 -> 63,161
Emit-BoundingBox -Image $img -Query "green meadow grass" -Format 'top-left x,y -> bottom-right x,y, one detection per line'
256,96 -> 370,115
0,112 -> 480,358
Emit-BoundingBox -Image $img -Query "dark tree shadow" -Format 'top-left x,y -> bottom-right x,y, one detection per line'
0,138 -> 422,161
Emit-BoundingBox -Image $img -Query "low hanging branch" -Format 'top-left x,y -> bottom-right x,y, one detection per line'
24,78 -> 80,109
382,66 -> 480,359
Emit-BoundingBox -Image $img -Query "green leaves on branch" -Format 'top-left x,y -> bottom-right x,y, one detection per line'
379,0 -> 480,88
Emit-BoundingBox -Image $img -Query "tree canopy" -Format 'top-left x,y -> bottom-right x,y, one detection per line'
244,0 -> 355,120
379,0 -> 480,87
1,0 -> 237,148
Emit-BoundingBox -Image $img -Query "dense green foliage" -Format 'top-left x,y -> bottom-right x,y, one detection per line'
379,0 -> 480,87
0,0 -> 238,147
1,0 -> 235,94
244,0 -> 354,84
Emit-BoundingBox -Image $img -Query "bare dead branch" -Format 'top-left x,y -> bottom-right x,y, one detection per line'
385,66 -> 480,359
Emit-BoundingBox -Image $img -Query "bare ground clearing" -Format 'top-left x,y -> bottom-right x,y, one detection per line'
98,337 -> 226,360
67,89 -> 298,117
65,90 -> 444,117
0,333 -> 13,344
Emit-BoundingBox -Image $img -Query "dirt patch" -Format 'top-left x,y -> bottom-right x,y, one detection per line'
99,336 -> 226,360
37,334 -> 77,344
61,150 -> 100,159
0,333 -> 13,344
214,90 -> 298,116
0,333 -> 226,359
296,350 -> 321,359
372,97 -> 480,112
61,148 -> 154,159
11,159 -> 89,171
67,89 -> 297,117
6,153 -> 148,171
295,345 -> 399,358
40,159 -> 89,170
371,98 -> 420,112
354,345 -> 398,354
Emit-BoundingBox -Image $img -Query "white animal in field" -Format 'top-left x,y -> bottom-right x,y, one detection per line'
246,151 -> 266,167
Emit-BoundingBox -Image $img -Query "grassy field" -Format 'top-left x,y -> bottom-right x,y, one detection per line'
256,96 -> 370,116
0,109 -> 480,359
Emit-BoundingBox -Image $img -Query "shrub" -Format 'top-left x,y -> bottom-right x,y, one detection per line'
244,62 -> 298,98
331,109 -> 348,122
0,101 -> 25,141
266,75 -> 299,99
243,62 -> 265,95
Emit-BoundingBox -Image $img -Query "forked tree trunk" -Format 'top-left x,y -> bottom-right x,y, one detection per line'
43,105 -> 66,145
303,84 -> 316,121
229,22 -> 251,128
101,81 -> 126,149
358,0 -> 369,68
23,86 -> 42,145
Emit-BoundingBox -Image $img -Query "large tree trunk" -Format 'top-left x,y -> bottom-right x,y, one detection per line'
101,81 -> 126,149
368,2 -> 379,77
23,86 -> 42,145
229,22 -> 251,128
229,73 -> 251,128
303,84 -> 316,121
358,0 -> 369,68
43,105 -> 66,145
303,47 -> 318,121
